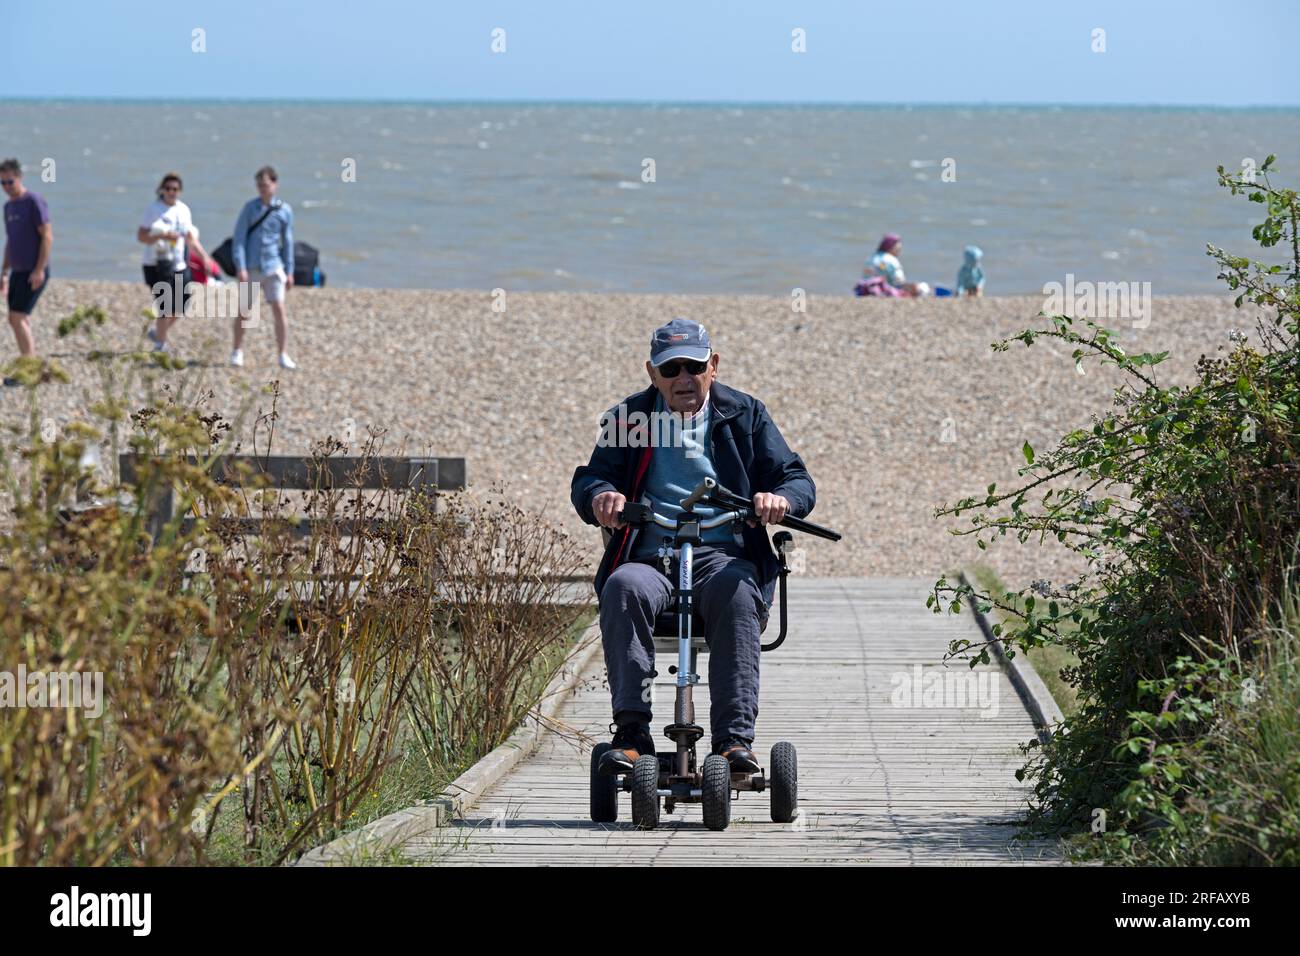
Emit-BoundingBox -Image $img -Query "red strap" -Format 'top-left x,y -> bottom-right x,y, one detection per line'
610,443 -> 653,572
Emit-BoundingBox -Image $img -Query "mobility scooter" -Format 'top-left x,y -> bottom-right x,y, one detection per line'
589,477 -> 840,831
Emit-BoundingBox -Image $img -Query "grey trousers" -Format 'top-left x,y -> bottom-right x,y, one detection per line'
598,544 -> 769,749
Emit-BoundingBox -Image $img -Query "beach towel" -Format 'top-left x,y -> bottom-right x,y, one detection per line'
854,276 -> 905,297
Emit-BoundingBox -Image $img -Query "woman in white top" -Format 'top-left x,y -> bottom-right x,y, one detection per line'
137,172 -> 216,351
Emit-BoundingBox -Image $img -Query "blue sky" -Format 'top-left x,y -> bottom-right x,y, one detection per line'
5,0 -> 1298,105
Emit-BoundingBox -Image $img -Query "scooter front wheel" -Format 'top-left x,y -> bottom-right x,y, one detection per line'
630,754 -> 661,830
701,754 -> 732,831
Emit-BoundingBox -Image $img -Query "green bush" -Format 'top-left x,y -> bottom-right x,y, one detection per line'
1108,581 -> 1300,864
930,155 -> 1300,863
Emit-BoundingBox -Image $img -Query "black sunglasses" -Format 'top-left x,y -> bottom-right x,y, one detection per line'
0,179 -> 15,186
656,359 -> 709,378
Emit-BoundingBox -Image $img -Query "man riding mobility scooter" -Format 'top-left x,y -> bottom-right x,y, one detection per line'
590,476 -> 840,831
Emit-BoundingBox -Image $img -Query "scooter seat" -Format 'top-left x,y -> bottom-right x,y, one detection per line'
652,608 -> 708,642
650,606 -> 769,654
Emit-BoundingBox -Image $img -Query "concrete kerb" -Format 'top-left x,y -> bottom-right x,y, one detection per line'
957,570 -> 1065,744
296,617 -> 604,866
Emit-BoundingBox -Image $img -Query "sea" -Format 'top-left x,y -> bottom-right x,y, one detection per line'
2,100 -> 1298,294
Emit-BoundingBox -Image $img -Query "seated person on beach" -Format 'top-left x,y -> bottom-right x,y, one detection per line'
858,233 -> 930,297
955,245 -> 985,298
570,318 -> 817,776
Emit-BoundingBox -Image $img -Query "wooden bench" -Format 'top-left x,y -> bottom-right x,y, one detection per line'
119,453 -> 467,544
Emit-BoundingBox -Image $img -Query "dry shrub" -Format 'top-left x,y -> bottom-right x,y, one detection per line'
2,326 -> 589,865
406,489 -> 587,778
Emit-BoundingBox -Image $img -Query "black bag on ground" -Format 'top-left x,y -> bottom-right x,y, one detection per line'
293,241 -> 326,287
211,237 -> 325,285
211,202 -> 282,278
211,237 -> 236,277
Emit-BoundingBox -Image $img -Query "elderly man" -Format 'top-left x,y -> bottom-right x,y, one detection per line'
571,318 -> 816,776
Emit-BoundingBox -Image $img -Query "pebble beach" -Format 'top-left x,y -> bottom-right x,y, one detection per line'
4,280 -> 1259,589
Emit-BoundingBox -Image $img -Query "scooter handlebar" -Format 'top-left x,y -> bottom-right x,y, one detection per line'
705,481 -> 842,542
613,484 -> 841,542
775,512 -> 842,542
679,477 -> 716,510
616,501 -> 653,525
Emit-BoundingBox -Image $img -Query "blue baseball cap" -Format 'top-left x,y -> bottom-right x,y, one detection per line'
650,318 -> 711,365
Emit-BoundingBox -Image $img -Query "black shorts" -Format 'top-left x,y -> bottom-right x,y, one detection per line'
143,264 -> 195,316
7,268 -> 48,314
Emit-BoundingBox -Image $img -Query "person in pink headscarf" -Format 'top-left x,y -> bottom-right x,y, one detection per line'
857,233 -> 931,297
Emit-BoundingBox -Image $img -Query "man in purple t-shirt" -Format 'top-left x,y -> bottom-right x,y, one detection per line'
2,158 -> 54,381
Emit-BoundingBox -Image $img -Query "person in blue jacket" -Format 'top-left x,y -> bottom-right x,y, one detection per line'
571,318 -> 817,776
954,245 -> 985,298
230,165 -> 296,369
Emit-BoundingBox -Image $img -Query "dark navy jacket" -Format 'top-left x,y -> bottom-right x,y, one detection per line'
570,380 -> 816,608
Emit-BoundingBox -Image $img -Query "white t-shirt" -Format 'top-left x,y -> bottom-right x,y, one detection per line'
139,198 -> 194,267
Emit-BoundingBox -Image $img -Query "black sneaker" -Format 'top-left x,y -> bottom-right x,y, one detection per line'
597,721 -> 656,776
716,736 -> 760,774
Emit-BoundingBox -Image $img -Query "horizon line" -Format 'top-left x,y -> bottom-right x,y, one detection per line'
6,95 -> 1299,111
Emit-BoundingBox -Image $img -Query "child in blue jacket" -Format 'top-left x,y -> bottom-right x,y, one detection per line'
955,245 -> 985,297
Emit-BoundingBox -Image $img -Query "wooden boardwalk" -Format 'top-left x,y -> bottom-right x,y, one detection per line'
408,578 -> 1063,865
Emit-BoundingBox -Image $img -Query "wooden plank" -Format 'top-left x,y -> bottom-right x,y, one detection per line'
119,454 -> 467,491
119,453 -> 467,546
405,577 -> 1064,866
177,515 -> 404,537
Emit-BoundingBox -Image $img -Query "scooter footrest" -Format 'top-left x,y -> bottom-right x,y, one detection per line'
658,755 -> 697,777
662,722 -> 704,745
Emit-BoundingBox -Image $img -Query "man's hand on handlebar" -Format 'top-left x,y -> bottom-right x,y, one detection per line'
592,490 -> 628,529
595,486 -> 792,530
747,492 -> 790,527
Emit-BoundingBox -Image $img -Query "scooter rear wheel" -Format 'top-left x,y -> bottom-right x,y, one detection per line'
590,743 -> 618,823
630,754 -> 661,830
770,741 -> 798,823
701,754 -> 732,831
